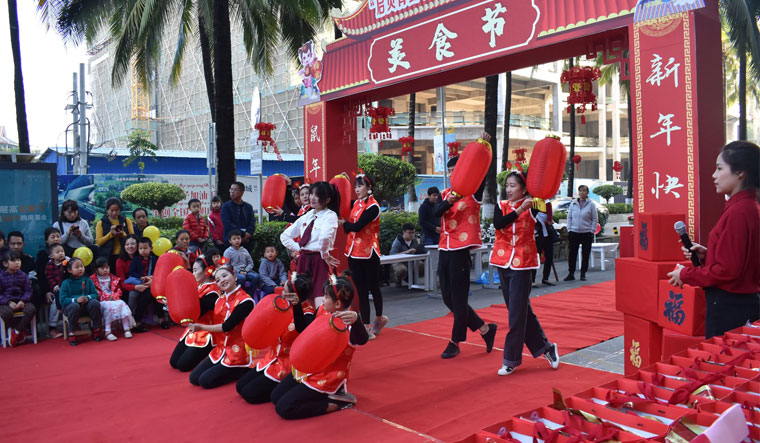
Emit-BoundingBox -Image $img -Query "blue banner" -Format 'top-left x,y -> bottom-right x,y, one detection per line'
0,164 -> 57,254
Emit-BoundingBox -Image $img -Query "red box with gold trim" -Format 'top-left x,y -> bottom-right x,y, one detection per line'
624,314 -> 663,375
636,212 -> 685,261
657,281 -> 705,336
616,257 -> 691,322
662,328 -> 704,360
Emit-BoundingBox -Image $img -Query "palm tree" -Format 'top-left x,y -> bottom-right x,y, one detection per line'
500,71 -> 511,199
8,0 -> 30,153
407,93 -> 417,207
482,75 -> 499,217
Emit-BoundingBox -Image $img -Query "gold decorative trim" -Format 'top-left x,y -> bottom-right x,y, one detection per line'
322,80 -> 370,96
682,13 -> 696,238
634,22 -> 644,212
537,9 -> 635,37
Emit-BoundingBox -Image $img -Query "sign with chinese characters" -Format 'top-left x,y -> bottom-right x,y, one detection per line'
0,164 -> 57,254
369,0 -> 421,20
367,0 -> 539,84
304,102 -> 326,182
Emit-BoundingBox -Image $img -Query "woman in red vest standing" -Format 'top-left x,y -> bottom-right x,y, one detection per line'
434,133 -> 498,359
491,170 -> 559,376
340,172 -> 386,339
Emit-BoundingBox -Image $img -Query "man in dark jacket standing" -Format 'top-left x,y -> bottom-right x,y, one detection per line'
221,182 -> 257,250
418,187 -> 441,245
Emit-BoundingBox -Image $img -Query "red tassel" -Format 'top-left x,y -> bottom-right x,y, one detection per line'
580,115 -> 586,124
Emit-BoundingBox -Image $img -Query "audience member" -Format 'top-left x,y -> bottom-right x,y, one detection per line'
565,185 -> 597,282
183,199 -> 209,251
418,187 -> 441,245
6,231 -> 40,308
96,197 -> 135,270
389,223 -> 424,286
207,196 -> 225,249
55,200 -> 95,256
0,250 -> 36,347
43,243 -> 68,338
259,244 -> 287,295
128,237 -> 166,330
223,230 -> 259,293
132,208 -> 150,238
60,257 -> 103,345
533,201 -> 556,287
221,182 -> 256,248
172,229 -> 194,267
91,257 -> 134,341
35,227 -> 62,305
204,247 -> 221,269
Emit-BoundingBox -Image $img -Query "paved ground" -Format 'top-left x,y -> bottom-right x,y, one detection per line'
379,252 -> 625,374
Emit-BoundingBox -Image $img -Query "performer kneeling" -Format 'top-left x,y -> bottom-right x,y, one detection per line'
188,259 -> 255,388
491,170 -> 559,376
236,272 -> 314,403
169,256 -> 220,372
271,271 -> 368,419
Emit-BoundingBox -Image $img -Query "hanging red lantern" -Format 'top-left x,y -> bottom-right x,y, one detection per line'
241,292 -> 293,350
450,138 -> 492,197
255,122 -> 283,161
366,106 -> 395,139
526,135 -> 568,200
290,313 -> 350,374
561,66 -> 601,124
165,268 -> 200,325
152,251 -> 186,302
513,147 -> 527,163
572,154 -> 582,171
261,173 -> 288,213
399,136 -> 414,158
613,160 -> 624,180
329,173 -> 353,220
447,141 -> 461,158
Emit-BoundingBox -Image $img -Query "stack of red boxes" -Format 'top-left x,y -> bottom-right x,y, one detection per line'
615,213 -> 693,375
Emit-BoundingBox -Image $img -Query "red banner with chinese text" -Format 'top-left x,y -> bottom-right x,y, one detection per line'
304,102 -> 326,183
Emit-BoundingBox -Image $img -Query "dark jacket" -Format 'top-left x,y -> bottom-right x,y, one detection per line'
390,234 -> 421,255
129,254 -> 158,280
221,200 -> 256,242
418,198 -> 440,244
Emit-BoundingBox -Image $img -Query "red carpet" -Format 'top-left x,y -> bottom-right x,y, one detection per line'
401,281 -> 621,356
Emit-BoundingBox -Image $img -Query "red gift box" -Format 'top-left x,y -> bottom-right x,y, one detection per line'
624,314 -> 663,375
598,378 -> 714,411
628,370 -> 735,402
657,281 -> 706,336
669,355 -> 760,381
674,348 -> 760,370
636,212 -> 686,261
619,225 -> 634,258
616,257 -> 691,322
644,362 -> 752,389
457,417 -> 581,443
512,406 -> 643,442
561,397 -> 682,439
662,328 -> 705,360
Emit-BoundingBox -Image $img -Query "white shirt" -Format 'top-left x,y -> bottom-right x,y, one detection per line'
280,208 -> 338,260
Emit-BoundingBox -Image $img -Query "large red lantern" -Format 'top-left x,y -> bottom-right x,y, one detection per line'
450,138 -> 492,197
526,136 -> 567,200
261,173 -> 288,213
290,313 -> 349,374
366,106 -> 395,139
329,173 -> 352,220
399,136 -> 414,159
572,155 -> 582,171
241,292 -> 293,350
165,268 -> 200,325
447,141 -> 461,158
561,66 -> 601,124
152,251 -> 186,301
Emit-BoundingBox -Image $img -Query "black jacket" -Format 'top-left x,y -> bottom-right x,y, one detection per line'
418,198 -> 440,243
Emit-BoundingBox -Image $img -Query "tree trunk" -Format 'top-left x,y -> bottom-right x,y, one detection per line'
198,17 -> 216,122
626,90 -> 633,200
739,49 -> 747,140
213,0 -> 235,201
407,93 -> 417,206
567,59 -> 576,197
8,0 -> 29,153
500,71 -> 512,199
482,75 -> 499,218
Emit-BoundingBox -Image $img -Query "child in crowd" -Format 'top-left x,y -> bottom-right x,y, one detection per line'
205,247 -> 221,269
128,237 -> 167,329
60,257 -> 103,346
173,230 -> 194,267
36,227 -> 62,315
44,243 -> 69,338
259,244 -> 287,295
0,251 -> 37,347
132,208 -> 150,238
91,257 -> 134,341
223,230 -> 259,294
183,199 -> 209,251
271,271 -> 368,419
207,196 -> 225,249
56,200 -> 96,256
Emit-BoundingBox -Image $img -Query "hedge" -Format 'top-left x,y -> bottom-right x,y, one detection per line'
553,209 -> 608,233
379,211 -> 422,255
603,203 -> 634,214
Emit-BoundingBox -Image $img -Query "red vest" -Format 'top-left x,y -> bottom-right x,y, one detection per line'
209,286 -> 256,367
490,199 -> 540,270
181,282 -> 219,348
345,196 -> 381,259
439,189 -> 482,251
257,302 -> 316,382
292,308 -> 358,394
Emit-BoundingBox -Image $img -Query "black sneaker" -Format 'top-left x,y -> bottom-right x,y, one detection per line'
542,280 -> 555,286
564,274 -> 575,281
160,321 -> 170,330
68,337 -> 79,347
580,274 -> 587,281
482,323 -> 497,353
133,324 -> 148,333
441,341 -> 460,359
544,342 -> 560,369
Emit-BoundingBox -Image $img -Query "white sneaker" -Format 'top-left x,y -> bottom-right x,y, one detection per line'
497,365 -> 516,376
365,325 -> 376,341
106,333 -> 118,341
544,343 -> 560,369
124,330 -> 133,339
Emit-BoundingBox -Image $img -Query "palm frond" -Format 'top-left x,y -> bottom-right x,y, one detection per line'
170,0 -> 195,85
720,0 -> 760,84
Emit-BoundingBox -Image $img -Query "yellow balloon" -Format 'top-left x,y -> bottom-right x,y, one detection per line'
154,237 -> 172,256
143,225 -> 160,243
73,247 -> 93,266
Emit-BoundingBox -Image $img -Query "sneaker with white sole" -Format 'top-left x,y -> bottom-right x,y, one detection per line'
124,330 -> 133,339
371,315 -> 388,335
544,342 -> 560,369
106,333 -> 118,341
497,365 -> 516,376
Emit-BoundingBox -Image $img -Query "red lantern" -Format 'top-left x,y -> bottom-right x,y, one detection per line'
399,136 -> 414,158
241,293 -> 293,350
613,160 -> 624,180
165,268 -> 200,325
152,251 -> 186,301
561,66 -> 601,124
366,106 -> 395,139
290,313 -> 349,374
513,147 -> 527,163
262,173 -> 288,213
447,141 -> 461,158
572,154 -> 582,171
450,138 -> 492,197
329,173 -> 352,220
526,136 -> 568,200
255,122 -> 283,161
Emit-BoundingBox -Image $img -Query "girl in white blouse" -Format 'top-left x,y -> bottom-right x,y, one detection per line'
280,182 -> 341,306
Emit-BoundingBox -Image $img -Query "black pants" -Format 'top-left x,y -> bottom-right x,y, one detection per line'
236,369 -> 279,404
169,341 -> 213,372
498,268 -> 551,367
271,374 -> 330,420
348,254 -> 383,325
439,249 -> 485,343
63,299 -> 103,332
532,235 -> 554,282
567,232 -> 593,276
189,357 -> 248,389
129,290 -> 164,324
705,288 -> 760,339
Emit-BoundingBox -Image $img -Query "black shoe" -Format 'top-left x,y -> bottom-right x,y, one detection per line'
68,337 -> 79,347
160,321 -> 170,330
564,274 -> 575,281
441,341 -> 460,359
542,280 -> 555,286
482,323 -> 497,353
580,275 -> 587,281
133,324 -> 148,333
93,329 -> 103,342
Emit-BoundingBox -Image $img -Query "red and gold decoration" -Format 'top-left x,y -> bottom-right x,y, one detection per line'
526,135 -> 567,200
366,105 -> 395,140
513,147 -> 527,163
329,173 -> 353,220
450,137 -> 493,198
613,160 -> 624,180
261,173 -> 288,213
290,313 -> 350,374
561,66 -> 601,124
165,267 -> 200,325
152,251 -> 185,302
399,136 -> 414,158
255,122 -> 283,161
447,141 -> 461,159
242,292 -> 293,350
572,154 -> 582,171
505,160 -> 512,171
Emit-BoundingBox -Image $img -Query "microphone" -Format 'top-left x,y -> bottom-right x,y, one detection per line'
674,221 -> 701,267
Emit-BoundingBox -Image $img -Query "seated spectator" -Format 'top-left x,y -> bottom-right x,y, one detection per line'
55,199 -> 95,257
128,237 -> 167,330
36,227 -> 63,309
223,230 -> 259,294
91,257 -> 134,341
44,243 -> 69,338
59,257 -> 103,345
0,250 -> 37,347
389,223 -> 425,286
204,247 -> 221,269
259,244 -> 287,295
5,231 -> 40,307
95,197 -> 134,270
183,199 -> 210,251
221,182 -> 256,249
172,230 -> 195,268
418,187 -> 441,245
132,208 -> 150,238
207,196 -> 225,249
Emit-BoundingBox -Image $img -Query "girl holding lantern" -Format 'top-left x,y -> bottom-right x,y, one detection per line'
187,260 -> 255,389
491,170 -> 559,376
169,256 -> 220,372
236,272 -> 314,404
434,132 -> 498,360
271,271 -> 368,419
280,182 -> 341,306
340,172 -> 386,339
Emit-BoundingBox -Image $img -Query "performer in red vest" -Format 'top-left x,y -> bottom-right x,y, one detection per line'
491,170 -> 558,376
340,172 -> 386,339
187,259 -> 256,388
169,256 -> 220,372
434,132 -> 497,359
